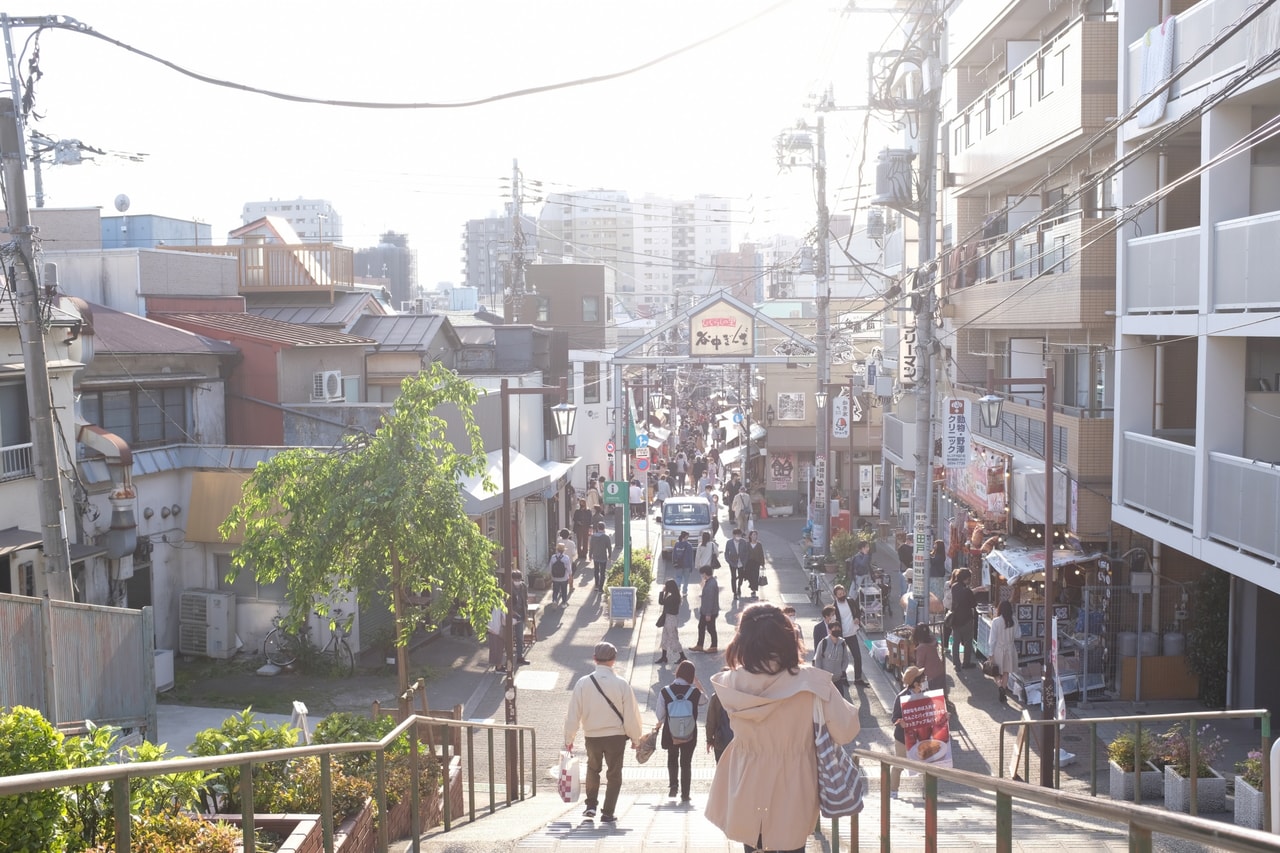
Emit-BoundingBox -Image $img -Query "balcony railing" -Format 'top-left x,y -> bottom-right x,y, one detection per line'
165,243 -> 355,293
1126,0 -> 1252,114
1208,451 -> 1280,563
1214,210 -> 1280,311
1125,227 -> 1199,313
1121,431 -> 1195,526
1,441 -> 33,482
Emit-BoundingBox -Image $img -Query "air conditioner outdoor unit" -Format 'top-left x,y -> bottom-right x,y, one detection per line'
312,370 -> 343,402
178,589 -> 237,659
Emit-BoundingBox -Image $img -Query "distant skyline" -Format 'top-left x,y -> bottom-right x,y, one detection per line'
12,0 -> 908,285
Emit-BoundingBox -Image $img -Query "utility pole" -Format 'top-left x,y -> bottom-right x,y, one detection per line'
814,115 -> 832,556
505,158 -> 527,323
909,4 -> 942,628
0,93 -> 72,599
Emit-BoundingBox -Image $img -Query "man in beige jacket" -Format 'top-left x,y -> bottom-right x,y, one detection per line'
563,642 -> 643,823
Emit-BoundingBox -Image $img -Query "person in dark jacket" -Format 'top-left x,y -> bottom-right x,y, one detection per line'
572,498 -> 594,555
742,530 -> 765,597
656,659 -> 706,802
588,521 -> 613,592
812,605 -> 837,650
949,568 -> 979,668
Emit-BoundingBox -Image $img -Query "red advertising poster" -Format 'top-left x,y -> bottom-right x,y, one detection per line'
902,689 -> 953,770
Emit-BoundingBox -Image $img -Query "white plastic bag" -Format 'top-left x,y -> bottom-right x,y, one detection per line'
557,750 -> 581,803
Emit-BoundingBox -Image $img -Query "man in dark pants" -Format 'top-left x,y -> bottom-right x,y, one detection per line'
831,584 -> 870,687
563,642 -> 642,823
573,498 -> 594,555
588,521 -> 613,592
691,566 -> 720,652
949,568 -> 979,668
724,528 -> 746,599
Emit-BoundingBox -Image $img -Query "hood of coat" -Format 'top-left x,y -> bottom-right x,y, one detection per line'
710,666 -> 831,725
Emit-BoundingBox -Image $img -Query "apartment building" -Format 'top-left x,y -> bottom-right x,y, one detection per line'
460,212 -> 537,310
1112,0 -> 1280,712
242,197 -> 342,243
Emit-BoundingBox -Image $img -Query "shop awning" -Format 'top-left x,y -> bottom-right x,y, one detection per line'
1009,458 -> 1068,525
539,458 -> 576,498
461,449 -> 555,516
984,548 -> 1104,583
719,443 -> 766,469
647,426 -> 671,449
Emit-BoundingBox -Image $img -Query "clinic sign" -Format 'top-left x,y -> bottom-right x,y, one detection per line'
690,301 -> 753,356
943,398 -> 971,468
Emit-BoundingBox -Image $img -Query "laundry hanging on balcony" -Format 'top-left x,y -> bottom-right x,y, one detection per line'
1137,16 -> 1176,128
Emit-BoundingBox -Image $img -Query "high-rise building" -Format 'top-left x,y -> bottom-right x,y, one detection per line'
355,231 -> 418,310
461,211 -> 536,311
242,197 -> 340,243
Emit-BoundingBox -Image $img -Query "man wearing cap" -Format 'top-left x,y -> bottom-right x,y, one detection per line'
564,641 -> 643,823
888,666 -> 929,799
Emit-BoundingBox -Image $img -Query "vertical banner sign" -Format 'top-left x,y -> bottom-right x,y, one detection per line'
813,455 -> 827,510
943,398 -> 971,468
832,395 -> 850,439
912,511 -> 927,601
899,321 -> 918,386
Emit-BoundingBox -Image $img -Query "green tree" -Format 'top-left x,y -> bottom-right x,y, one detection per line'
222,365 -> 504,692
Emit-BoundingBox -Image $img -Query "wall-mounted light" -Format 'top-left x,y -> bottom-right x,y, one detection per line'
766,405 -> 775,426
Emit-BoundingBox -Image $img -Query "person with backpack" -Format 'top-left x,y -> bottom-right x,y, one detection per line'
657,659 -> 706,802
547,542 -> 574,607
813,619 -> 853,701
704,672 -> 734,763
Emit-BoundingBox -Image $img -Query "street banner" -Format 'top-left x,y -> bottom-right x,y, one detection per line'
901,688 -> 952,773
943,398 -> 971,468
832,395 -> 850,439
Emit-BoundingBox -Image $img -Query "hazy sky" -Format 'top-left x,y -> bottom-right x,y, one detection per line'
11,1 -> 905,284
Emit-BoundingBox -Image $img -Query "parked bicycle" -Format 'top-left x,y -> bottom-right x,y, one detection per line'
263,609 -> 355,677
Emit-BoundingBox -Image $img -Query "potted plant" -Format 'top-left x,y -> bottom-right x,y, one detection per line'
829,530 -> 858,577
1160,722 -> 1227,813
1233,749 -> 1266,829
1106,727 -> 1162,802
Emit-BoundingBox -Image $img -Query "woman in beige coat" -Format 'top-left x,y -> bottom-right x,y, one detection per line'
707,603 -> 861,853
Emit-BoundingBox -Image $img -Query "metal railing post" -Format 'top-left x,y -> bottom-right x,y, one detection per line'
468,725 -> 476,823
881,761 -> 892,853
924,773 -> 938,853
1189,718 -> 1198,817
240,760 -> 254,853
112,776 -> 131,853
996,790 -> 1012,853
376,750 -> 389,852
321,752 -> 334,853
409,721 -> 421,853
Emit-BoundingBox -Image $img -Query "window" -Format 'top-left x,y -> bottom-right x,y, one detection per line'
0,383 -> 31,448
80,387 -> 189,448
582,295 -> 600,322
217,553 -> 287,602
584,362 -> 601,404
536,297 -> 550,322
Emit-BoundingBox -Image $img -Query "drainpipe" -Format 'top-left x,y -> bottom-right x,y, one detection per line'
1151,542 -> 1162,636
1156,148 -> 1168,234
76,424 -> 137,560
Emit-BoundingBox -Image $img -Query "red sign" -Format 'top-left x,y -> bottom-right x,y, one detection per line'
901,689 -> 952,770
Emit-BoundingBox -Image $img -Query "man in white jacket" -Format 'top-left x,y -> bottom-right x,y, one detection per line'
564,642 -> 643,822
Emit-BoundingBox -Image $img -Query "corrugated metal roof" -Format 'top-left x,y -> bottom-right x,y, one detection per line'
249,292 -> 388,329
152,312 -> 374,347
350,314 -> 449,350
86,303 -> 240,356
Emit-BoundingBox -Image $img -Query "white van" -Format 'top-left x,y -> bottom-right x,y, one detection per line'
659,496 -> 714,558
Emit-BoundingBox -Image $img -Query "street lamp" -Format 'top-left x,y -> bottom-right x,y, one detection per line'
500,377 -> 574,798
977,367 -> 1056,788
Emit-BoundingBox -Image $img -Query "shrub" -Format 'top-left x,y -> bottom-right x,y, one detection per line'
1186,570 -> 1228,707
1107,728 -> 1158,772
608,547 -> 654,602
0,705 -> 69,853
272,755 -> 373,822
1160,722 -> 1224,778
190,708 -> 301,814
830,531 -> 859,566
312,712 -> 439,810
128,814 -> 239,853
1237,750 -> 1265,790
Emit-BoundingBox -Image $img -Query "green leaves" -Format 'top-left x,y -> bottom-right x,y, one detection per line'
220,364 -> 504,645
0,706 -> 68,853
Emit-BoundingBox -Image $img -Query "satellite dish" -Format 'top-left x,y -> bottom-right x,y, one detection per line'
114,194 -> 130,213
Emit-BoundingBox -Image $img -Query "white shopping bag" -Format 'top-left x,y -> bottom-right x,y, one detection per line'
557,750 -> 581,803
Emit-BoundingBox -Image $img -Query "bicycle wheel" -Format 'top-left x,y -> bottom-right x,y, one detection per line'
322,639 -> 355,677
264,628 -> 299,667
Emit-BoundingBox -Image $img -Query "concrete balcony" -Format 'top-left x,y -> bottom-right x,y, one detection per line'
948,215 -> 1114,329
950,18 -> 1116,189
1208,451 -> 1280,563
1213,211 -> 1280,311
1123,227 -> 1199,314
1120,431 -> 1195,527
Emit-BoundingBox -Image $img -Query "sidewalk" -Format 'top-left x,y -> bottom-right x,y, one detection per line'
404,512 -> 1258,852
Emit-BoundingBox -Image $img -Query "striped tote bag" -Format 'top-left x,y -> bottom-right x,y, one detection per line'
813,697 -> 867,817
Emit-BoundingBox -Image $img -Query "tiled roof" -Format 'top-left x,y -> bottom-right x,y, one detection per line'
151,312 -> 374,346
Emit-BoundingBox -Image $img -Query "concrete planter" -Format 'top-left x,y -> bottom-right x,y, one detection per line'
1163,764 -> 1227,813
1233,776 -> 1265,829
1108,759 -> 1163,802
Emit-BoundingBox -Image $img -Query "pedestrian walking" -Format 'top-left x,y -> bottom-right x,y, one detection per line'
509,570 -> 531,667
783,605 -> 805,655
831,584 -> 870,687
742,530 -> 765,598
564,642 -> 643,823
671,531 -> 695,597
811,605 -> 838,651
655,474 -> 672,510
730,488 -> 752,533
949,568 -> 979,669
674,451 -> 688,493
588,521 -> 613,592
655,579 -> 686,665
573,498 -> 594,555
704,678 -> 734,763
724,528 -> 746,599
586,477 -> 602,516
695,530 -> 718,575
548,543 -> 573,607
629,478 -> 645,518
557,528 -> 579,571
707,603 -> 860,853
708,490 -> 722,537
812,619 -> 853,701
690,565 -> 721,653
657,660 -> 706,802
912,622 -> 946,693
986,599 -> 1017,703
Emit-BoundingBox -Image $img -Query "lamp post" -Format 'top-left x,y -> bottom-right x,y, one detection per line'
501,377 -> 574,798
977,366 -> 1055,788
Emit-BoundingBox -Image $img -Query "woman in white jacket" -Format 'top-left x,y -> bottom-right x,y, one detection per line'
695,530 -> 718,572
986,599 -> 1018,704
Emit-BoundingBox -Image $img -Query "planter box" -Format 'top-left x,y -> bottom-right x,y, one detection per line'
1108,759 -> 1163,802
218,814 -> 321,853
385,756 -> 463,840
1164,765 -> 1227,813
1234,776 -> 1266,829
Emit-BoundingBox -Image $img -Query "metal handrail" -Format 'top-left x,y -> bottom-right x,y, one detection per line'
0,713 -> 537,853
841,748 -> 1280,853
996,709 -> 1271,828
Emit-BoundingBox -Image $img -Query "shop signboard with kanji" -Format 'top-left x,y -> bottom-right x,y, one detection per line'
689,301 -> 753,356
943,398 -> 971,468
